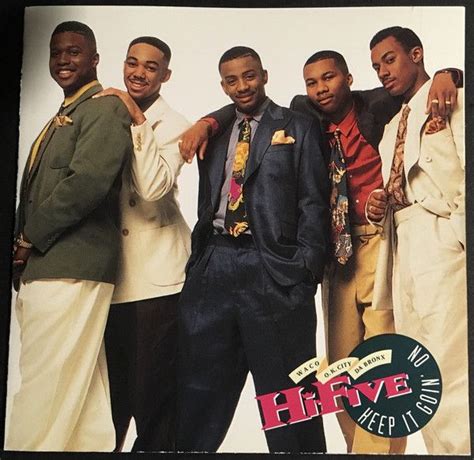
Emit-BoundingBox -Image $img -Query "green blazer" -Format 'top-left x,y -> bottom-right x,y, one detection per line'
18,83 -> 133,284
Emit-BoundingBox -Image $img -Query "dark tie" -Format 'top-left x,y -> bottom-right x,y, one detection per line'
225,117 -> 252,237
329,128 -> 352,264
385,105 -> 411,212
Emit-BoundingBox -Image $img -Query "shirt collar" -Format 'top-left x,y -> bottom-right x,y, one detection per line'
62,80 -> 100,107
326,102 -> 357,137
404,78 -> 431,111
235,97 -> 270,123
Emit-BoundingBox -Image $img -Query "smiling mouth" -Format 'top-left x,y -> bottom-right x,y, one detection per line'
129,80 -> 147,90
56,69 -> 74,79
237,94 -> 254,102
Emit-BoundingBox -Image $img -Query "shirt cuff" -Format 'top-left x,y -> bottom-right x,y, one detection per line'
200,117 -> 219,136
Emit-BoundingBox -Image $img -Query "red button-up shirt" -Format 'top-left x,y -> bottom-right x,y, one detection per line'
327,105 -> 383,224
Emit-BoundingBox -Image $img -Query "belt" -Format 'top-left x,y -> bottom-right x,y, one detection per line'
352,223 -> 382,237
209,232 -> 256,249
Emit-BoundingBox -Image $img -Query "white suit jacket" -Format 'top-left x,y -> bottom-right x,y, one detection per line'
372,80 -> 464,310
112,95 -> 191,303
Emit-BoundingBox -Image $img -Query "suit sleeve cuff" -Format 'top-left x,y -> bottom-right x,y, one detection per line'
199,117 -> 219,136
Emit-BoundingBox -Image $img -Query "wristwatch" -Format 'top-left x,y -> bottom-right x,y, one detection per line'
15,233 -> 33,249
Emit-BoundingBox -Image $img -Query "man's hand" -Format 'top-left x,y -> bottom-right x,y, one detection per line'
12,246 -> 31,291
426,72 -> 457,118
178,120 -> 211,163
93,88 -> 146,126
366,189 -> 388,222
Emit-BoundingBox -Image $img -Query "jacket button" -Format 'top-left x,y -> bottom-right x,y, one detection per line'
425,156 -> 432,162
122,229 -> 129,236
129,199 -> 136,207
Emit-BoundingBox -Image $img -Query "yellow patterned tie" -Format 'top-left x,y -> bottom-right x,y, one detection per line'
225,117 -> 252,237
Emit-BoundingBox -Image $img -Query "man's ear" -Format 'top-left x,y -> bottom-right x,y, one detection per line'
92,52 -> 100,68
262,69 -> 268,85
346,73 -> 353,87
161,68 -> 172,83
410,46 -> 424,64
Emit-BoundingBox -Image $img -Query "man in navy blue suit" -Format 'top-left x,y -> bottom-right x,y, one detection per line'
176,46 -> 329,453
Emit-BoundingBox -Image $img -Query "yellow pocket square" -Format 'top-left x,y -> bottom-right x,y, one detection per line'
54,115 -> 73,127
271,130 -> 295,145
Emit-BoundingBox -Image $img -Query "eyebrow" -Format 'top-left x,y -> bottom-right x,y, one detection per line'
305,70 -> 334,81
381,50 -> 395,60
126,56 -> 160,66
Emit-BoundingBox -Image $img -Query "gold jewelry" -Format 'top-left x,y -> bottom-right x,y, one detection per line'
445,100 -> 452,105
431,99 -> 439,104
15,233 -> 33,249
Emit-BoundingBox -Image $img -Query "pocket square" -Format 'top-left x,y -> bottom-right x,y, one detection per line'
424,116 -> 447,135
54,115 -> 73,128
271,130 -> 295,145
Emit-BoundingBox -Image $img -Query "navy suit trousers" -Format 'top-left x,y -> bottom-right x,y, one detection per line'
177,234 -> 326,453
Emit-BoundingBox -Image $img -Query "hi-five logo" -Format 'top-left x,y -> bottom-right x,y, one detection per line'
255,334 -> 441,437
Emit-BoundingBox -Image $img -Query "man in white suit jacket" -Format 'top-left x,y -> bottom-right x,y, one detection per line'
367,27 -> 468,454
96,36 -> 191,452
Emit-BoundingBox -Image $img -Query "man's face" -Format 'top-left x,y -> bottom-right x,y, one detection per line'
370,35 -> 422,99
124,43 -> 171,103
49,32 -> 99,96
303,58 -> 353,117
220,55 -> 268,114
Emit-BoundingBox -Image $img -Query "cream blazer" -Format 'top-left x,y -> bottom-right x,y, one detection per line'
372,80 -> 464,310
112,96 -> 191,303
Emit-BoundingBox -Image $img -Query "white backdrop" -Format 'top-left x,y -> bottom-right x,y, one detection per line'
7,5 -> 464,454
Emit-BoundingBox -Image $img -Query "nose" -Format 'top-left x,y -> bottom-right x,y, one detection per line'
236,78 -> 250,93
316,83 -> 328,95
133,64 -> 146,79
57,51 -> 70,65
378,63 -> 389,80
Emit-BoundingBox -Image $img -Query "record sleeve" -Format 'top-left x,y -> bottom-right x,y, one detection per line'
0,1 -> 472,458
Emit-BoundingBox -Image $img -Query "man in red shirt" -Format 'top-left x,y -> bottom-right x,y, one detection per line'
292,51 -> 405,454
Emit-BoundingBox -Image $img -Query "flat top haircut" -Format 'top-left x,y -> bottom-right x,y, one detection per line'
51,21 -> 97,53
218,46 -> 263,71
304,50 -> 349,75
128,36 -> 172,63
369,26 -> 423,53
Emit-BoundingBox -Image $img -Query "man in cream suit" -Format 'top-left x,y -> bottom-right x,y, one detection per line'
367,27 -> 468,454
96,36 -> 190,452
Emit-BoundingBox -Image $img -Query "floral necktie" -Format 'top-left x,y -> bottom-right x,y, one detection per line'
225,117 -> 252,237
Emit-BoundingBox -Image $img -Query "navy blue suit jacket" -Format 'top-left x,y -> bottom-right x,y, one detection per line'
187,100 -> 330,286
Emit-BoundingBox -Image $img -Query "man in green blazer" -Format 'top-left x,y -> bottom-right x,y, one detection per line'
7,21 -> 132,451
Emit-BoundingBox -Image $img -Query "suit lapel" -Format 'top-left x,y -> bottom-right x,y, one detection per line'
208,122 -> 234,210
243,101 -> 288,184
27,84 -> 103,182
404,81 -> 431,172
27,119 -> 57,181
144,94 -> 168,131
356,109 -> 379,150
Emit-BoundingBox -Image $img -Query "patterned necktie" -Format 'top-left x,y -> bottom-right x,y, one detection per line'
385,105 -> 411,212
329,128 -> 352,264
225,117 -> 252,237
